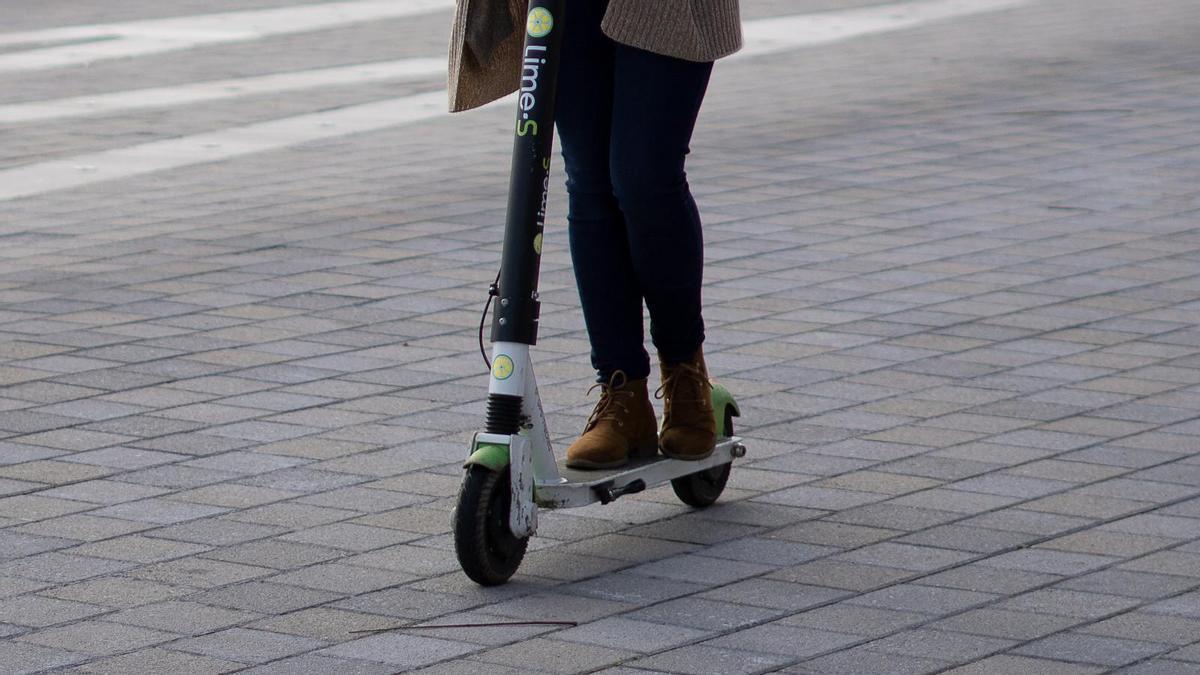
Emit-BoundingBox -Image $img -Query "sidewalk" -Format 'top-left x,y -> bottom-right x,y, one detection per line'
2,0 -> 1200,672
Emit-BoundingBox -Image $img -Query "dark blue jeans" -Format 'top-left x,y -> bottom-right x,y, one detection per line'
555,0 -> 713,383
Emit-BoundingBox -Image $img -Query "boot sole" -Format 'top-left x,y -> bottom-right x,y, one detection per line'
565,437 -> 658,471
659,445 -> 716,461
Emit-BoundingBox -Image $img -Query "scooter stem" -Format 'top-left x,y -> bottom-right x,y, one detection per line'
490,0 -> 566,348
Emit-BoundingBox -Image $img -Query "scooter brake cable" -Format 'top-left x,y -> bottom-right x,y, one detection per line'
478,268 -> 501,370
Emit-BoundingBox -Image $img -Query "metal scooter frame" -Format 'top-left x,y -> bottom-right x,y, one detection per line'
456,0 -> 744,582
474,343 -> 746,538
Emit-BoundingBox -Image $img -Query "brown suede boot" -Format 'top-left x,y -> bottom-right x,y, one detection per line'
657,347 -> 716,460
565,371 -> 659,470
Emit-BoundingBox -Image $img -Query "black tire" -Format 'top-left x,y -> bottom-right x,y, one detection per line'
671,406 -> 735,508
454,465 -> 528,586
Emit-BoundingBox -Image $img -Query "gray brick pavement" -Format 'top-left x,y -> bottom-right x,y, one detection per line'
2,0 -> 1200,672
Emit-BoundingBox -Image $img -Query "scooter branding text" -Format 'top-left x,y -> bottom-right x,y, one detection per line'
517,45 -> 547,137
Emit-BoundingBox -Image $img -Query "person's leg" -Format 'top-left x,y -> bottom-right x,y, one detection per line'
555,0 -> 650,383
556,1 -> 658,469
608,45 -> 713,365
609,45 -> 716,459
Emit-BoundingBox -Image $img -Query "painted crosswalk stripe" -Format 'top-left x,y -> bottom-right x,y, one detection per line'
0,0 -> 455,73
739,0 -> 1028,57
0,91 -> 448,204
0,0 -> 1032,205
0,59 -> 446,124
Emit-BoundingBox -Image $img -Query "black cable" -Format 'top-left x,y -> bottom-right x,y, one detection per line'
479,269 -> 501,370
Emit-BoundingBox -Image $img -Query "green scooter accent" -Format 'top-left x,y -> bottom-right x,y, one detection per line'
464,442 -> 510,472
710,382 -> 741,434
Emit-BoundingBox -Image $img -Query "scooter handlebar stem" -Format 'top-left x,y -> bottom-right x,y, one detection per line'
490,0 -> 567,346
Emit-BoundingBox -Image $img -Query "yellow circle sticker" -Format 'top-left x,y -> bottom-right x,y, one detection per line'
533,233 -> 543,255
527,7 -> 554,38
492,354 -> 515,380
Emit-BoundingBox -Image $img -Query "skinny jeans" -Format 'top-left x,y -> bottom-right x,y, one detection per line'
554,0 -> 713,383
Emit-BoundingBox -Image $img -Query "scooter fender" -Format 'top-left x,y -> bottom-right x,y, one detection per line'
464,442 -> 509,472
711,382 -> 741,432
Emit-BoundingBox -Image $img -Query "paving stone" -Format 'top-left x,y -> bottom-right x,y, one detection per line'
1014,632 -> 1173,667
148,517 -> 287,546
73,647 -> 242,674
195,581 -> 342,614
71,535 -> 211,563
1119,659 -> 1200,675
330,586 -> 475,621
278,522 -> 419,551
202,538 -> 343,570
561,570 -> 705,605
0,552 -> 136,583
626,597 -> 783,631
0,594 -> 108,627
240,653 -> 397,674
703,538 -> 836,567
628,554 -> 774,586
769,560 -> 913,592
0,460 -> 114,485
707,623 -> 862,659
41,576 -> 189,609
319,633 -> 480,669
268,561 -> 402,594
942,654 -> 1105,675
128,558 -> 273,589
699,579 -> 849,611
17,620 -> 177,656
791,647 -> 951,674
1077,611 -> 1200,645
0,641 -> 86,674
778,604 -> 930,637
91,498 -> 230,524
999,589 -> 1143,619
1056,569 -> 1200,599
170,627 -> 325,664
848,584 -> 997,614
0,530 -> 76,560
247,607 -> 401,643
554,617 -> 709,653
628,643 -> 795,675
979,549 -> 1119,576
108,601 -> 261,635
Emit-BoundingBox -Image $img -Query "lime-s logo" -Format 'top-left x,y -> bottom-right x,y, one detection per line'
492,354 -> 515,380
527,7 -> 554,38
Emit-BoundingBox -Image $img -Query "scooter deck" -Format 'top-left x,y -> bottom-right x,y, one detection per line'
535,436 -> 744,508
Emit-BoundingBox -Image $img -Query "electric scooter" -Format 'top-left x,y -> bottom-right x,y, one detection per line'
453,0 -> 746,586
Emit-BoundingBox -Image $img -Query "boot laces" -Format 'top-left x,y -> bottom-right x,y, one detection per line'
585,370 -> 635,430
655,360 -> 713,423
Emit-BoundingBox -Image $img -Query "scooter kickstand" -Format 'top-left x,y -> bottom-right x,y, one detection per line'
593,478 -> 647,505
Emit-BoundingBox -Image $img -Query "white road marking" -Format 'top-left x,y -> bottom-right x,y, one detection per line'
0,59 -> 445,124
0,0 -> 455,73
0,0 -> 1031,205
0,91 -> 448,204
739,0 -> 1029,57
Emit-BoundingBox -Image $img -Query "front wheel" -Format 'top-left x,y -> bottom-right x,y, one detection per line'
454,465 -> 528,586
671,406 -> 736,508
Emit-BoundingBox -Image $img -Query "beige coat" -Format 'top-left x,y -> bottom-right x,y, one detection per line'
448,0 -> 742,112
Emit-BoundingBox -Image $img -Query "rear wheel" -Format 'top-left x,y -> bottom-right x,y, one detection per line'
670,406 -> 735,508
454,465 -> 528,586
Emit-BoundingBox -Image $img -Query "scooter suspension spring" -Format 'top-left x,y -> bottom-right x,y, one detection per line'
485,394 -> 523,435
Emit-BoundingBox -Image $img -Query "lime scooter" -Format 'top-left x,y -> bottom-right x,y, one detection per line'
453,0 -> 746,586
